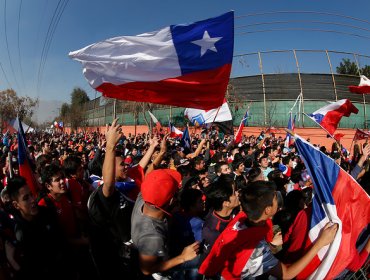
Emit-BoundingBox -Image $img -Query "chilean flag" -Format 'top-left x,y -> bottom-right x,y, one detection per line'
353,128 -> 370,141
284,113 -> 296,148
349,75 -> 370,94
148,111 -> 162,132
234,110 -> 249,144
307,99 -> 358,136
294,136 -> 370,279
69,12 -> 234,110
17,118 -> 39,196
169,123 -> 183,138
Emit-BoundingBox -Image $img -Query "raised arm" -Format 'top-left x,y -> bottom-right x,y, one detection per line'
102,119 -> 122,197
138,136 -> 159,170
186,139 -> 206,159
146,134 -> 169,175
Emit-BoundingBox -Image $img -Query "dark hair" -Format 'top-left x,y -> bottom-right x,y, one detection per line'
41,164 -> 64,186
247,167 -> 262,182
7,176 -> 27,201
232,159 -> 244,171
282,155 -> 291,165
63,155 -> 82,177
301,187 -> 313,206
215,161 -> 228,174
239,181 -> 276,221
179,188 -> 203,212
36,154 -> 52,174
205,174 -> 235,211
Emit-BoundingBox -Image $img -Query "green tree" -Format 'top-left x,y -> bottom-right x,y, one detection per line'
361,65 -> 370,77
0,89 -> 38,131
336,59 -> 360,75
70,87 -> 90,130
59,102 -> 70,126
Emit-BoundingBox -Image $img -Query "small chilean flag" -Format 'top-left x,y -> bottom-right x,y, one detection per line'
148,111 -> 162,132
169,123 -> 183,138
307,99 -> 358,136
349,75 -> 370,94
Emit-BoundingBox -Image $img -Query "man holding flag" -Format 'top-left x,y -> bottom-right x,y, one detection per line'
283,135 -> 370,279
199,180 -> 338,279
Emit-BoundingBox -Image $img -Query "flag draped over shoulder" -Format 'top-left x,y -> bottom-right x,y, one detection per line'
349,75 -> 370,94
17,118 -> 38,196
307,99 -> 358,136
294,136 -> 370,279
69,12 -> 234,110
185,99 -> 233,134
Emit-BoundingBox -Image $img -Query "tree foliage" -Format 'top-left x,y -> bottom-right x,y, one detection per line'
69,87 -> 90,130
336,58 -> 370,76
0,89 -> 38,131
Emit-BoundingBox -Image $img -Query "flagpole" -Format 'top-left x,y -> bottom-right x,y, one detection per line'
8,152 -> 13,179
349,135 -> 355,156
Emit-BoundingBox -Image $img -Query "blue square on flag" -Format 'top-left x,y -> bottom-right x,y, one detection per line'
171,11 -> 234,74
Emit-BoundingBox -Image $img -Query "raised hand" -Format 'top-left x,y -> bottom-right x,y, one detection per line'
105,118 -> 122,149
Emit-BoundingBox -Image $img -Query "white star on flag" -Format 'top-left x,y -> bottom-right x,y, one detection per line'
191,30 -> 222,57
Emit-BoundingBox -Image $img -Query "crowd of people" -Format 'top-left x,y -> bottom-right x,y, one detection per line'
0,119 -> 369,280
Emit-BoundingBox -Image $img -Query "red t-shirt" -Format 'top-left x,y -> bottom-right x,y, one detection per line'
38,194 -> 78,238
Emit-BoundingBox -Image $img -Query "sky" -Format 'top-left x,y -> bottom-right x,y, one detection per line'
0,0 -> 369,122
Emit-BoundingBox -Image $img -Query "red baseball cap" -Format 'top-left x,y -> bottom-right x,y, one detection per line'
124,157 -> 133,165
141,169 -> 182,215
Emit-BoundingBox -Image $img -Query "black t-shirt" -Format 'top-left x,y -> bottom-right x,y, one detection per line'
88,186 -> 133,245
14,207 -> 66,279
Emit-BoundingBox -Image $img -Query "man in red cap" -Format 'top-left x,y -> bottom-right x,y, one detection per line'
131,168 -> 200,278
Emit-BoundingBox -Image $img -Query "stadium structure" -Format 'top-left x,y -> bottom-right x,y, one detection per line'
81,49 -> 369,131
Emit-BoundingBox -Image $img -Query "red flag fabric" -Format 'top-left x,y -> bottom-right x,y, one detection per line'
148,111 -> 162,132
349,75 -> 370,94
169,123 -> 183,138
234,110 -> 249,144
353,128 -> 370,141
17,118 -> 39,196
333,133 -> 345,142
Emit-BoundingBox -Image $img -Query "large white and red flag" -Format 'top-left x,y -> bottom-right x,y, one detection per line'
349,75 -> 370,94
69,12 -> 234,110
307,99 -> 358,136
